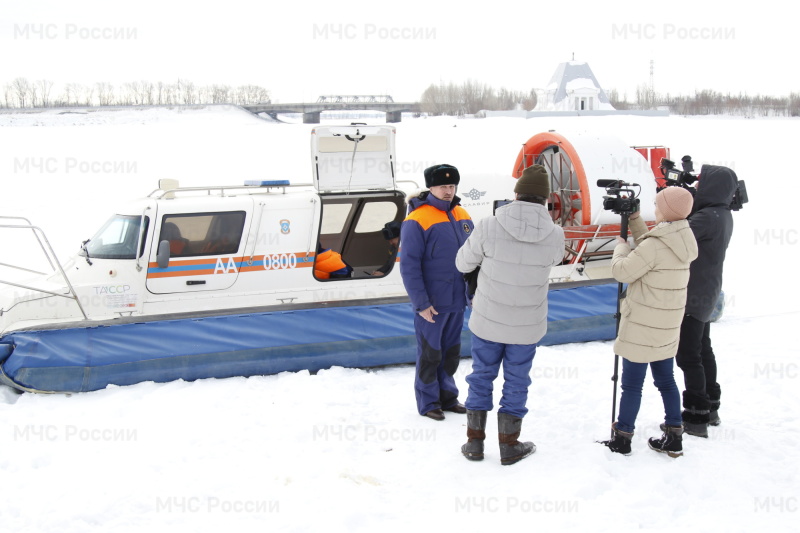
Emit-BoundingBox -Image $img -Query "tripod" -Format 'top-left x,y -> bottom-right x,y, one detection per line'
609,212 -> 630,438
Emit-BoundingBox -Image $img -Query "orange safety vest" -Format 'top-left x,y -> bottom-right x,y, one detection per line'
314,249 -> 348,279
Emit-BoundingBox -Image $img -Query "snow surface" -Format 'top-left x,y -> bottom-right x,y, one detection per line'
1,108 -> 799,532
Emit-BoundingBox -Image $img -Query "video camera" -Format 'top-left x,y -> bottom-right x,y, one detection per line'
731,180 -> 749,211
597,179 -> 641,216
659,156 -> 697,192
660,156 -> 749,211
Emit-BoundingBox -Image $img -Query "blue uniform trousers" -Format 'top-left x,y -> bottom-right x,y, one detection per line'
414,311 -> 463,415
465,334 -> 536,419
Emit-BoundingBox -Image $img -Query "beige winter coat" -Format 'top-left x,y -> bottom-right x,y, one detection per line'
612,216 -> 698,363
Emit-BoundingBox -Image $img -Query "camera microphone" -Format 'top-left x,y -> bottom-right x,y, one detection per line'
597,179 -> 622,188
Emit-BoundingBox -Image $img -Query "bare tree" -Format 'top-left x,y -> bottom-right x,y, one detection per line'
461,79 -> 489,114
11,77 -> 32,108
209,84 -> 230,103
123,81 -> 141,105
63,83 -> 76,106
141,81 -> 154,105
636,83 -> 657,110
421,80 -> 538,115
521,89 -> 537,111
2,83 -> 13,107
790,92 -> 800,117
33,79 -> 54,107
178,79 -> 197,105
95,82 -> 114,106
607,88 -> 628,110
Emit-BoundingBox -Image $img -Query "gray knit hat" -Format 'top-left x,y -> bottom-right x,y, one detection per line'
515,165 -> 551,197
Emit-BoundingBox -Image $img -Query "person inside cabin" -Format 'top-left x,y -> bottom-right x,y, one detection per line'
371,220 -> 401,277
314,243 -> 352,279
202,217 -> 241,255
162,222 -> 187,256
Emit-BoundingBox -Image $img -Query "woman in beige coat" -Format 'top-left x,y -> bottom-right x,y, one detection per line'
603,187 -> 698,457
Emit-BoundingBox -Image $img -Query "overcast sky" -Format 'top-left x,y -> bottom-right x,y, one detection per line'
2,0 -> 796,103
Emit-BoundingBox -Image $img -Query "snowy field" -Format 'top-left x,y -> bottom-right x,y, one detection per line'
1,107 -> 799,532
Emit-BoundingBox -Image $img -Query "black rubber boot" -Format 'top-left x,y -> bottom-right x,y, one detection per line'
461,410 -> 487,461
602,423 -> 633,455
682,408 -> 709,438
498,412 -> 536,466
648,425 -> 684,458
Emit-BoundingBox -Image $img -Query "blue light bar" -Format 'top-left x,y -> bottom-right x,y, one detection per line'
244,180 -> 291,187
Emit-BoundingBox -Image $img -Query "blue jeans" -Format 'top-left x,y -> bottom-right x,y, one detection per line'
616,357 -> 682,433
465,334 -> 536,419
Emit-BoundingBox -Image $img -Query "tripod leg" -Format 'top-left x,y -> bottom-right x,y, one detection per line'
610,213 -> 629,438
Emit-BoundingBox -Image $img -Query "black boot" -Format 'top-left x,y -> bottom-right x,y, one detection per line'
497,412 -> 535,466
709,400 -> 721,427
461,410 -> 487,461
648,425 -> 684,458
682,409 -> 709,438
601,423 -> 633,455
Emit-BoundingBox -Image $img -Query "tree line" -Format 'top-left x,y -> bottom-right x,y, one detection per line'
3,75 -> 798,117
420,80 -> 537,116
1,77 -> 271,108
609,86 -> 800,117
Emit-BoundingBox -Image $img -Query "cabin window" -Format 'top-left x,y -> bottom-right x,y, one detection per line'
319,204 -> 353,234
83,214 -> 150,260
355,202 -> 399,233
160,211 -> 246,257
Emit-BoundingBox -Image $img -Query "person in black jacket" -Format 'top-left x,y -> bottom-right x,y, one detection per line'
676,165 -> 738,437
371,221 -> 401,276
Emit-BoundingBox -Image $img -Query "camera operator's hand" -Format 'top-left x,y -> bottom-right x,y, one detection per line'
629,197 -> 641,219
615,236 -> 629,246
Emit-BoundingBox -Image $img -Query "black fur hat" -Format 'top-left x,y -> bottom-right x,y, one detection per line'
424,164 -> 460,188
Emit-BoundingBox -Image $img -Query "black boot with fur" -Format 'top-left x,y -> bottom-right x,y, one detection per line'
461,410 -> 487,461
709,400 -> 721,427
682,408 -> 710,438
648,425 -> 684,458
601,423 -> 633,455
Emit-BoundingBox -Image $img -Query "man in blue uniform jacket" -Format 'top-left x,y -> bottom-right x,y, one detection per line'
401,164 -> 474,420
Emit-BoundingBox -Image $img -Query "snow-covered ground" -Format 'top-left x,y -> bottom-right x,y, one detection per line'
1,108 -> 798,532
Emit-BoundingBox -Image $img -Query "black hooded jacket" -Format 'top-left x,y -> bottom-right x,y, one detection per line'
685,165 -> 738,321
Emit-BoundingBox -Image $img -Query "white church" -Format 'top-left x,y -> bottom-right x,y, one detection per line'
535,61 -> 616,112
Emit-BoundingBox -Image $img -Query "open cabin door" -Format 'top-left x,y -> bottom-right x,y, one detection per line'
311,125 -> 396,192
317,192 -> 406,278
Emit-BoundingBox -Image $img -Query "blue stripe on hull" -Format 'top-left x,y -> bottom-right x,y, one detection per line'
0,283 -> 618,393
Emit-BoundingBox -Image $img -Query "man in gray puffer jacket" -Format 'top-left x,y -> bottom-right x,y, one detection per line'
455,165 -> 564,465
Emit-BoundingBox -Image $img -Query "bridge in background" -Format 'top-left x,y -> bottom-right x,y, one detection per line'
243,95 -> 421,123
